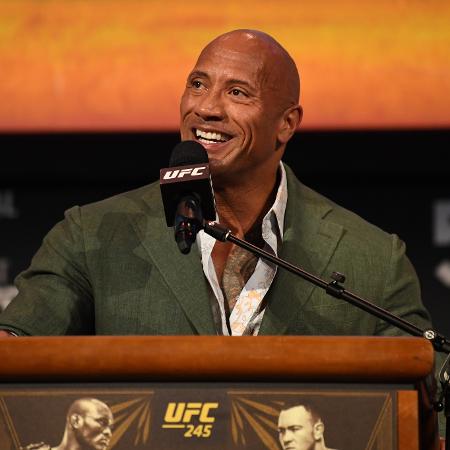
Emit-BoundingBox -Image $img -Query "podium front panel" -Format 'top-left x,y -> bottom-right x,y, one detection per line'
0,382 -> 405,450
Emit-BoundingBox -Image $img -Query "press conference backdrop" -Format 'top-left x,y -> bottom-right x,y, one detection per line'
1,131 -> 449,337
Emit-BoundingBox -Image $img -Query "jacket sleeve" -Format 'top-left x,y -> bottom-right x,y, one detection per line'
376,234 -> 447,438
0,206 -> 94,335
375,233 -> 432,335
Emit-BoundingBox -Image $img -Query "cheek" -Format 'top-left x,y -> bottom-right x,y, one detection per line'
294,431 -> 307,441
180,93 -> 193,119
246,110 -> 272,140
179,102 -> 192,137
86,425 -> 103,439
235,113 -> 261,146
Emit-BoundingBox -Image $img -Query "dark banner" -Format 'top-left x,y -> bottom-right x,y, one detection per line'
1,131 -> 449,336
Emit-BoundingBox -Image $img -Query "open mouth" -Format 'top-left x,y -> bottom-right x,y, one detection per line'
194,128 -> 232,145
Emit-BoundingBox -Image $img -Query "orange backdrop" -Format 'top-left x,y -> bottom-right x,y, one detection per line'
0,0 -> 449,131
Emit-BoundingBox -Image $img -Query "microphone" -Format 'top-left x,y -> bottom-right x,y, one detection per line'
160,141 -> 216,254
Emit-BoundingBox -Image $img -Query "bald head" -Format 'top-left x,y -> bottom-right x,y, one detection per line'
67,398 -> 111,419
65,398 -> 113,450
199,29 -> 300,112
180,29 -> 302,186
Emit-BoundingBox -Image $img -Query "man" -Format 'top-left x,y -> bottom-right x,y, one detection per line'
21,398 -> 113,450
0,29 -> 433,338
278,403 -> 335,450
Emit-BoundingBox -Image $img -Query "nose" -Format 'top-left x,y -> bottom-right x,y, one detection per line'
195,88 -> 225,122
283,430 -> 294,444
103,426 -> 112,438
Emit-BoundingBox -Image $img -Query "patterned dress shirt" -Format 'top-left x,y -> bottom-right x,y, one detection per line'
196,164 -> 288,335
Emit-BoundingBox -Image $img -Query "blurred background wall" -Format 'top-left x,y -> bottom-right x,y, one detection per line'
0,0 -> 449,334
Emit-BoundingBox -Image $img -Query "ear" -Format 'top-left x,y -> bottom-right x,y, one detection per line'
70,413 -> 82,430
313,420 -> 324,440
277,104 -> 303,145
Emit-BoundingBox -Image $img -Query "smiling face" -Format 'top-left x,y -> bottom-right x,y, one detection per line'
180,30 -> 301,188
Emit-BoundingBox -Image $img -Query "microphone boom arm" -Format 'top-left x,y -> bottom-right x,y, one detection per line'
203,220 -> 450,354
203,219 -> 450,443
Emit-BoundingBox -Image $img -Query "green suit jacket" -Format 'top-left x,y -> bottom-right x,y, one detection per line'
0,165 -> 431,336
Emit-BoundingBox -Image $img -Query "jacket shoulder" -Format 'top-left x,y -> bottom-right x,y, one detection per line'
79,181 -> 162,217
284,164 -> 395,247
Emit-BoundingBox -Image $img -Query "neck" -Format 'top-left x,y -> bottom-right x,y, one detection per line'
53,431 -> 83,450
313,440 -> 329,450
213,166 -> 280,239
209,165 -> 280,283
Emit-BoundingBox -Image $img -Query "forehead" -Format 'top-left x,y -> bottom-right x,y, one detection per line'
85,402 -> 113,419
278,406 -> 311,426
193,42 -> 270,87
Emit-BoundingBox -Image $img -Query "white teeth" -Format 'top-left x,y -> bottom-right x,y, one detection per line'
195,129 -> 229,142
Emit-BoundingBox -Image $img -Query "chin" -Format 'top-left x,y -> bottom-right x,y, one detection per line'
208,162 -> 230,185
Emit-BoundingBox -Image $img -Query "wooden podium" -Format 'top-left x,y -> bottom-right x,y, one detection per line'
0,336 -> 439,449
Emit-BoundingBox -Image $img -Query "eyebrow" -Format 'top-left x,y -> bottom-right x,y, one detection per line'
188,70 -> 209,80
188,71 -> 254,90
227,79 -> 253,89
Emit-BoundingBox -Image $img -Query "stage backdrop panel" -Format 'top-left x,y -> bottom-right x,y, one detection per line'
0,0 -> 449,131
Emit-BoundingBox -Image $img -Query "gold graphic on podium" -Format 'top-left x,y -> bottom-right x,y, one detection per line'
230,395 -> 281,449
109,396 -> 152,447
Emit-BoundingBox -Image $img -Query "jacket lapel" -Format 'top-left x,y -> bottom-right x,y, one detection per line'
259,167 -> 344,335
131,185 -> 216,335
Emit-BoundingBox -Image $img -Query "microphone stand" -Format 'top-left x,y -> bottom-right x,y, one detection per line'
202,220 -> 450,446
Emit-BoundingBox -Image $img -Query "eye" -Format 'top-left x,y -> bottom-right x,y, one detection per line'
192,80 -> 203,89
230,88 -> 246,97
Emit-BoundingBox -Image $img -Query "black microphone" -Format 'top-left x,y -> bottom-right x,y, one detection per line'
160,141 -> 216,254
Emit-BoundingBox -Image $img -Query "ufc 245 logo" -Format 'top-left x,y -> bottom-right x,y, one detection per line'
163,166 -> 206,179
162,402 -> 219,438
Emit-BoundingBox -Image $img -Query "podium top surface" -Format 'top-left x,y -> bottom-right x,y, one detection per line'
0,335 -> 434,382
